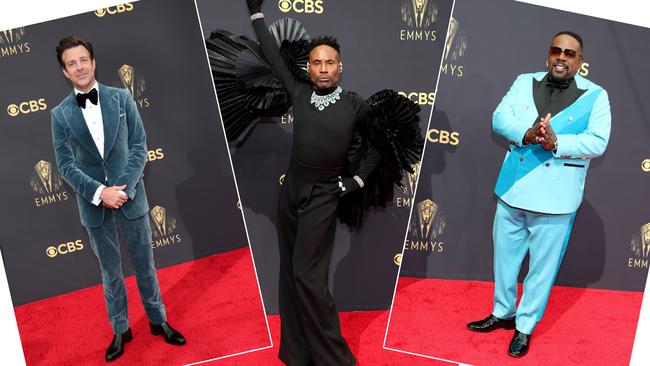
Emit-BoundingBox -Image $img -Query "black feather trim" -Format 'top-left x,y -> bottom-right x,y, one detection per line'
206,18 -> 310,143
280,39 -> 311,82
338,90 -> 424,228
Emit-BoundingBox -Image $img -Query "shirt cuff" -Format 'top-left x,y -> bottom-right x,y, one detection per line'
352,175 -> 365,189
92,185 -> 106,206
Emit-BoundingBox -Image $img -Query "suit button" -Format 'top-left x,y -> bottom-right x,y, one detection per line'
545,162 -> 550,167
519,157 -> 524,161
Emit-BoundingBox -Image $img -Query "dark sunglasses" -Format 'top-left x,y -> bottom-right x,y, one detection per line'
549,46 -> 580,58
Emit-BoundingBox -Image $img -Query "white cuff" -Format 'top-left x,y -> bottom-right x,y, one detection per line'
353,175 -> 365,189
92,185 -> 106,206
250,12 -> 264,21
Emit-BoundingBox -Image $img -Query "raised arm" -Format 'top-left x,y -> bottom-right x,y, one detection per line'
247,0 -> 301,95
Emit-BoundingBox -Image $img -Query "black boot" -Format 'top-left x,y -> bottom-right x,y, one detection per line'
150,322 -> 186,345
105,328 -> 133,362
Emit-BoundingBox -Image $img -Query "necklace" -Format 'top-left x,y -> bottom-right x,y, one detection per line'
310,86 -> 342,111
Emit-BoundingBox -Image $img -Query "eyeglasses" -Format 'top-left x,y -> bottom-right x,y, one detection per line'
549,46 -> 580,58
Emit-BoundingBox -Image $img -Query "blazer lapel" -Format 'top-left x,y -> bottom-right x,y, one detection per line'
64,92 -> 103,159
525,74 -> 595,135
100,84 -> 120,159
551,88 -> 601,135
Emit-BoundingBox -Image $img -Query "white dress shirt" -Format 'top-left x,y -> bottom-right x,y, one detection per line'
74,81 -> 105,206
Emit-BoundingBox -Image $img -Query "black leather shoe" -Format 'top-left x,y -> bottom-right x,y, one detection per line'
466,314 -> 515,332
150,322 -> 186,345
105,328 -> 133,362
508,330 -> 530,357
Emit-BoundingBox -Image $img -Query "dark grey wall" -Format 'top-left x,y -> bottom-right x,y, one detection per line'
400,0 -> 650,292
196,0 -> 454,312
0,0 -> 248,305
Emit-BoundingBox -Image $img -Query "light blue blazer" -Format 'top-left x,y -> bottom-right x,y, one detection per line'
51,83 -> 150,227
493,72 -> 611,214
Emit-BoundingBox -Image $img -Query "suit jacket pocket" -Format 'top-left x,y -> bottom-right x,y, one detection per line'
563,163 -> 585,168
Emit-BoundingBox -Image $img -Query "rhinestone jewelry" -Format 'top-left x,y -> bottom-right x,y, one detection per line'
310,86 -> 342,111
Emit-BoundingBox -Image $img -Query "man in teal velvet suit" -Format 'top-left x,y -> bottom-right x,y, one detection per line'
467,31 -> 611,357
51,36 -> 185,362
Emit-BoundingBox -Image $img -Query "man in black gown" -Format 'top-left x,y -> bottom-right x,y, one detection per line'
247,1 -> 379,364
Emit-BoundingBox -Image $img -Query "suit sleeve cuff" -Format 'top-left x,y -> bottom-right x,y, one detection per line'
92,185 -> 105,206
552,135 -> 570,158
511,126 -> 529,147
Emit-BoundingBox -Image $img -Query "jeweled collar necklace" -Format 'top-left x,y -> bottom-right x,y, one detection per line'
310,86 -> 342,111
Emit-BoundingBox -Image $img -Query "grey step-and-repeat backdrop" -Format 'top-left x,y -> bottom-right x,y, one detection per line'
196,0 -> 454,312
0,0 -> 248,305
400,0 -> 650,292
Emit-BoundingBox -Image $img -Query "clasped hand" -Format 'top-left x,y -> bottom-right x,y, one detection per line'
525,113 -> 557,151
100,185 -> 128,209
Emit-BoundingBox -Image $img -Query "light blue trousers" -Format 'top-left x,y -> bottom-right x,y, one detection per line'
492,200 -> 575,334
86,209 -> 166,334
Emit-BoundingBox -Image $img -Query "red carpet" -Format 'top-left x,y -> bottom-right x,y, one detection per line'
386,277 -> 644,365
207,312 -> 452,366
14,248 -> 271,365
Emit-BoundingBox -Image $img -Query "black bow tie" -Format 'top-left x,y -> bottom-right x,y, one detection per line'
76,88 -> 98,109
544,75 -> 571,90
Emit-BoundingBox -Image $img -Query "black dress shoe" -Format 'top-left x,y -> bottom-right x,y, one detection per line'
150,322 -> 186,345
105,328 -> 133,362
466,314 -> 515,332
508,330 -> 530,357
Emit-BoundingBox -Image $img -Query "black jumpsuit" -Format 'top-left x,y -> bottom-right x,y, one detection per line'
253,18 -> 368,366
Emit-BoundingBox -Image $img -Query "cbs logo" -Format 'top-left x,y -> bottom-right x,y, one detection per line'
46,240 -> 84,258
278,0 -> 324,14
147,148 -> 165,162
95,3 -> 134,17
642,159 -> 650,173
7,98 -> 47,117
427,129 -> 460,145
399,91 -> 435,105
393,253 -> 402,266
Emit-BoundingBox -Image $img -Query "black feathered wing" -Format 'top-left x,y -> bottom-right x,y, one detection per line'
206,18 -> 310,143
337,90 -> 424,228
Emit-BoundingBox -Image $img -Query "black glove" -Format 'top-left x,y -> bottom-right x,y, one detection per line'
325,176 -> 361,197
246,0 -> 263,14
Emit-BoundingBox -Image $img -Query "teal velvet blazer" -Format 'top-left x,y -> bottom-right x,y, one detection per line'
51,83 -> 149,227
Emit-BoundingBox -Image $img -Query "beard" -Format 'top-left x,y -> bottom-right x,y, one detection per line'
548,61 -> 573,82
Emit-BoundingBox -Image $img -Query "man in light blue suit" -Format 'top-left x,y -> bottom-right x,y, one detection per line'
467,31 -> 611,357
51,36 -> 185,361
